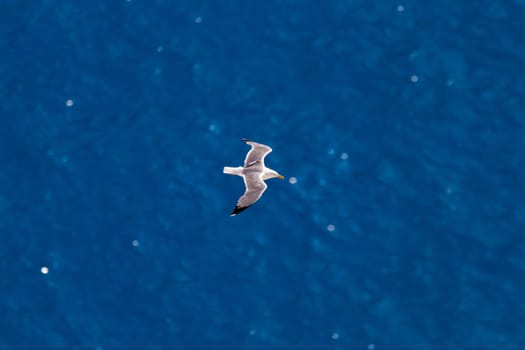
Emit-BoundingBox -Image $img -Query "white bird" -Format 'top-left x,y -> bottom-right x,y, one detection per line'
223,138 -> 284,216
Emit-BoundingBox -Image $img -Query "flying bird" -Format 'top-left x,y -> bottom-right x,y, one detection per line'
223,138 -> 284,216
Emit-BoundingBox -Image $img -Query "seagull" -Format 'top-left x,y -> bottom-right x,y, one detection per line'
223,138 -> 284,216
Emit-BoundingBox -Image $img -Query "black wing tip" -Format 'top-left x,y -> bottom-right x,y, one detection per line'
230,205 -> 250,216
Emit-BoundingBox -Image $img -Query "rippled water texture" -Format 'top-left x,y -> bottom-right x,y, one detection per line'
1,1 -> 524,349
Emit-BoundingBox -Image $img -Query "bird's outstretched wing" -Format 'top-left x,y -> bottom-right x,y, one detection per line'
243,138 -> 272,168
230,172 -> 267,216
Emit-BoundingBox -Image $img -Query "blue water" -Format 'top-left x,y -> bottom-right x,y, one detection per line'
1,1 -> 524,349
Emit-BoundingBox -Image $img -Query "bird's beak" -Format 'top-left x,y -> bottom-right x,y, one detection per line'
278,175 -> 285,180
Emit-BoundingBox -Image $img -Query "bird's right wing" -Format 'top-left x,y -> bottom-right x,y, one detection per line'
231,173 -> 267,216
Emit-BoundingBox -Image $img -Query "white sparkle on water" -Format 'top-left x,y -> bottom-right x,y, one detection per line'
368,344 -> 376,350
195,16 -> 202,24
289,177 -> 297,184
327,224 -> 335,232
66,99 -> 74,107
157,45 -> 164,53
340,152 -> 348,160
397,4 -> 405,12
132,239 -> 140,247
40,266 -> 49,274
331,332 -> 340,340
411,75 -> 419,83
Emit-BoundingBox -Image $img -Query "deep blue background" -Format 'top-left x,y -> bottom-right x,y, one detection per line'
1,1 -> 524,349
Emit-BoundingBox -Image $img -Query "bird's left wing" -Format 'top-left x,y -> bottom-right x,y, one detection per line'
243,139 -> 272,168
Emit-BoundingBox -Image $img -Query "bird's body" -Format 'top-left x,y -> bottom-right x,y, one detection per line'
223,139 -> 284,216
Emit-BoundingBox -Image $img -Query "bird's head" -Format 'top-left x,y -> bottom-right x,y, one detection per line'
264,169 -> 285,181
273,171 -> 285,180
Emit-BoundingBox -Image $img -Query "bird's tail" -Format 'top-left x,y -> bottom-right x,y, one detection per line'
223,166 -> 243,176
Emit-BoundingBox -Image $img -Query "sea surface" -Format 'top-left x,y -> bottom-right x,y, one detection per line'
1,1 -> 524,349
